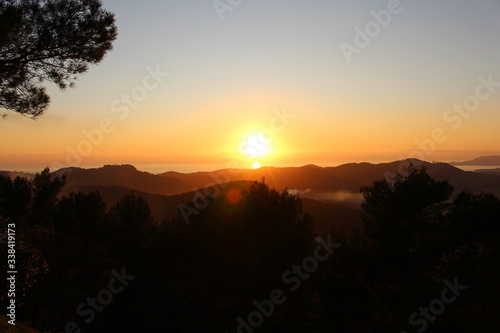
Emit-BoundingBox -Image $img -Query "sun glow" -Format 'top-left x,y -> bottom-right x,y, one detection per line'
240,134 -> 271,158
236,132 -> 283,169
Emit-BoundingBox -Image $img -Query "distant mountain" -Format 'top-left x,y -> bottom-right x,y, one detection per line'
4,159 -> 498,233
51,159 -> 500,203
475,168 -> 500,175
51,159 -> 500,233
451,155 -> 500,166
53,164 -> 195,196
159,160 -> 500,198
0,170 -> 35,180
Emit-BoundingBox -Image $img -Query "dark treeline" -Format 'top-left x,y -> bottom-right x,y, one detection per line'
1,167 -> 500,332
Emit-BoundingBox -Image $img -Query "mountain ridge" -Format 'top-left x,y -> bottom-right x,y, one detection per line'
450,155 -> 500,166
3,159 -> 500,234
3,159 -> 500,199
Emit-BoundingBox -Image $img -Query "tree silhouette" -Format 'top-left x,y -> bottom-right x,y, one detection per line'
319,166 -> 500,332
29,168 -> 65,225
0,0 -> 117,117
0,173 -> 32,221
2,168 -> 499,332
360,166 -> 453,255
108,194 -> 154,267
117,181 -> 317,332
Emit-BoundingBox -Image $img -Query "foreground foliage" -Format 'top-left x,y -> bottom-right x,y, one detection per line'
0,167 -> 499,332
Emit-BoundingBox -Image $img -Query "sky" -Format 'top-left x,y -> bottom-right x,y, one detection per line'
1,0 -> 500,172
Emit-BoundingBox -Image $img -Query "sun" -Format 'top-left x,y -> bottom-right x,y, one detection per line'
238,133 -> 275,169
240,134 -> 271,158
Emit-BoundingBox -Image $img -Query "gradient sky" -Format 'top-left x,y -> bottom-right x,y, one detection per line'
2,0 -> 500,172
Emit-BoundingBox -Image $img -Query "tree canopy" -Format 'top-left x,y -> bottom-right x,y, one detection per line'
0,0 -> 117,118
1,169 -> 500,332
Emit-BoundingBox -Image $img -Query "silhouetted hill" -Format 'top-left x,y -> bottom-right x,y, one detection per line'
61,180 -> 362,234
60,184 -> 191,222
159,160 -> 500,198
53,164 -> 194,195
60,182 -> 238,224
301,198 -> 362,234
475,168 -> 500,175
160,165 -> 345,193
323,160 -> 500,196
38,160 -> 500,233
451,155 -> 500,166
50,159 -> 500,205
0,170 -> 35,180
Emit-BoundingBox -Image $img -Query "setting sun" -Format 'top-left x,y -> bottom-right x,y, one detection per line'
240,134 -> 271,159
252,161 -> 261,169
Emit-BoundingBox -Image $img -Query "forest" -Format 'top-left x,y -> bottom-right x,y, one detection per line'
1,167 -> 499,332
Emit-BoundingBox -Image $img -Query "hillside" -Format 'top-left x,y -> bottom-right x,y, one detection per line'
0,171 -> 35,180
53,164 -> 195,195
451,155 -> 500,166
159,160 -> 500,198
62,181 -> 362,235
4,159 -> 500,204
475,168 -> 500,175
4,159 -> 499,234
50,159 -> 500,209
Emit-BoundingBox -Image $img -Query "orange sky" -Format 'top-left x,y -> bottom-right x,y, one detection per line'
2,0 -> 500,172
